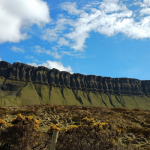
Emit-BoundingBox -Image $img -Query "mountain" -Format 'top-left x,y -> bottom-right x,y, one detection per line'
0,60 -> 150,110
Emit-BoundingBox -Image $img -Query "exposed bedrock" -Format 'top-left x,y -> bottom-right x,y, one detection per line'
0,61 -> 150,95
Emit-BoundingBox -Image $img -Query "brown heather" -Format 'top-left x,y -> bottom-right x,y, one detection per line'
0,104 -> 150,149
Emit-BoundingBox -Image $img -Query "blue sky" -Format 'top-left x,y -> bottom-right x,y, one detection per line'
0,0 -> 150,80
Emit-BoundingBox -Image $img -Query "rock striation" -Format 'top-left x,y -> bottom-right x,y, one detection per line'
0,61 -> 150,96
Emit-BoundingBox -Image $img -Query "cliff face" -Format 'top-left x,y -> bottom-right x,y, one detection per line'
0,61 -> 150,95
1,61 -> 150,109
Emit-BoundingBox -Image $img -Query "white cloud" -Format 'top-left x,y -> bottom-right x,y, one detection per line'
42,28 -> 59,42
41,18 -> 67,42
34,45 -> 62,59
34,45 -> 44,53
58,37 -> 69,46
61,51 -> 86,58
143,0 -> 150,6
28,60 -> 73,73
0,0 -> 50,43
40,0 -> 150,52
0,57 -> 2,61
64,25 -> 89,51
45,49 -> 62,59
11,46 -> 24,52
60,2 -> 84,15
62,1 -> 134,51
132,2 -> 146,7
140,8 -> 150,16
28,62 -> 37,67
99,0 -> 127,13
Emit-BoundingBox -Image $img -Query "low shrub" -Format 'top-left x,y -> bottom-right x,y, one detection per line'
0,113 -> 40,150
47,117 -> 125,150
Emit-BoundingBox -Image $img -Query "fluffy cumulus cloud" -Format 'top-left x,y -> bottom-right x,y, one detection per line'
0,0 -> 50,43
28,60 -> 73,73
41,0 -> 150,51
11,46 -> 24,52
0,57 -> 2,61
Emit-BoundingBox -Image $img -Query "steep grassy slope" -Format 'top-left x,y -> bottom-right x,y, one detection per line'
34,84 -> 50,104
62,87 -> 81,106
100,93 -> 114,108
0,77 -> 150,110
109,94 -> 123,108
88,91 -> 105,107
1,95 -> 17,106
73,90 -> 92,107
121,95 -> 150,110
50,86 -> 67,105
16,82 -> 41,106
1,81 -> 41,107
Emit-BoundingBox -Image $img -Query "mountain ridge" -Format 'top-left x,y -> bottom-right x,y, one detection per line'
0,61 -> 150,95
0,60 -> 150,110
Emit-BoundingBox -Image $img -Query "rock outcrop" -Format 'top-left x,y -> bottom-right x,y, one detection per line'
0,61 -> 149,95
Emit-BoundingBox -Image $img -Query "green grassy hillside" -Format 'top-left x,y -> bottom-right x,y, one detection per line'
62,87 -> 81,106
16,82 -> 41,106
88,91 -> 105,107
0,77 -> 150,110
50,86 -> 67,105
100,93 -> 114,108
34,84 -> 50,104
73,90 -> 92,106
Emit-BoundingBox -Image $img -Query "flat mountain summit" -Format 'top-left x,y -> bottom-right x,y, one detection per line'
0,60 -> 150,110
